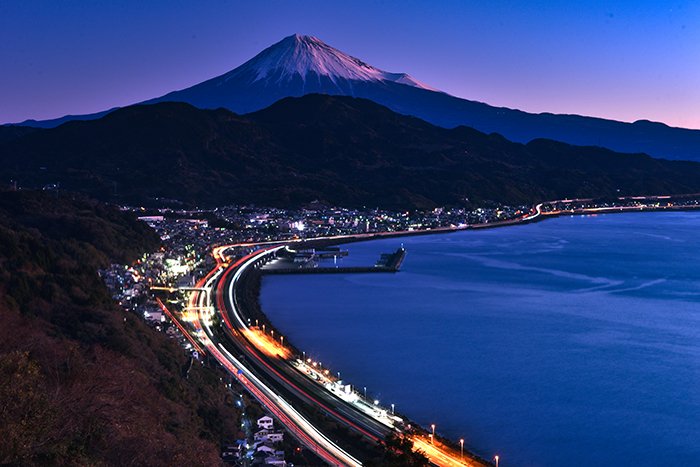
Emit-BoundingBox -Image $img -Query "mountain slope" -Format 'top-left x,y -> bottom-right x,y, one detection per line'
123,34 -> 700,161
12,34 -> 700,161
144,34 -> 437,115
3,95 -> 700,209
0,191 -> 240,465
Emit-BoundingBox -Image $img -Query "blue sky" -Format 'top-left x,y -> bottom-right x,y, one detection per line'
1,1 -> 698,128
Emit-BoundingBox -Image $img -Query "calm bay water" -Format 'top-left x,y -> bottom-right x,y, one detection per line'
260,212 -> 700,466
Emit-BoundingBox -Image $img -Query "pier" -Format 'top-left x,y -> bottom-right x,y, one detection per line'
261,247 -> 406,275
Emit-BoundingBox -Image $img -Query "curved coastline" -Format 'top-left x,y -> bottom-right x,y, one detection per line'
227,247 -> 501,465
223,198 -> 700,465
295,198 -> 700,251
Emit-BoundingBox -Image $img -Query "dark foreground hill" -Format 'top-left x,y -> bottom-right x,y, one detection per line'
0,191 -> 240,465
4,95 -> 700,209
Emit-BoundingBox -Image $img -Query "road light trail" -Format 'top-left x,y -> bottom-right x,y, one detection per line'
217,245 -> 491,467
155,297 -> 205,356
412,435 -> 477,467
183,241 -> 492,467
188,250 -> 363,467
219,247 -> 389,441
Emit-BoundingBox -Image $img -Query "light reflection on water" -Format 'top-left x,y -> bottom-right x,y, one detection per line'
261,212 -> 700,466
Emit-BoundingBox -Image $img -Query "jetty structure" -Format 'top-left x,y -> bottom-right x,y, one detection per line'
261,246 -> 407,275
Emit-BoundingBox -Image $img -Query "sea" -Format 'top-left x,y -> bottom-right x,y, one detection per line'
260,212 -> 700,466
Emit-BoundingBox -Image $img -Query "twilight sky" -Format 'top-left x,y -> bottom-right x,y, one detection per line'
1,1 -> 698,128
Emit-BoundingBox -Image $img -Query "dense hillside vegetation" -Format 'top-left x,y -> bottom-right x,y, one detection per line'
0,191 -> 239,465
4,95 -> 700,209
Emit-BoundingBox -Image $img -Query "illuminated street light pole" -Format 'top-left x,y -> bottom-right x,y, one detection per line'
431,424 -> 436,444
460,439 -> 464,459
363,386 -> 367,399
495,455 -> 500,467
391,403 -> 395,414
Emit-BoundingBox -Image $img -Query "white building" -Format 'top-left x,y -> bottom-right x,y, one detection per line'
255,429 -> 284,443
257,415 -> 274,430
264,457 -> 287,466
266,432 -> 284,443
256,443 -> 276,454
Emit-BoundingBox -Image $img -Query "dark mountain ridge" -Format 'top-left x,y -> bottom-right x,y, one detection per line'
3,95 -> 700,209
9,34 -> 700,161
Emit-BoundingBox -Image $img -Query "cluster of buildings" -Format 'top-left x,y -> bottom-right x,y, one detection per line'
215,204 -> 532,239
99,249 -> 200,351
541,195 -> 700,213
126,203 -> 531,250
222,416 -> 288,466
100,202 -> 534,357
99,196 -> 700,467
97,201 -> 537,465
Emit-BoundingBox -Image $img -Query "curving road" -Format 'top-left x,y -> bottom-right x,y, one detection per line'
213,247 -> 397,447
184,241 -> 489,466
189,251 -> 363,466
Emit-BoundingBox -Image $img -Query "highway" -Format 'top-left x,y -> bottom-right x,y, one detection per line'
214,248 -> 397,447
413,436 -> 484,467
162,195 -> 700,466
188,255 -> 364,466
176,238 -> 492,466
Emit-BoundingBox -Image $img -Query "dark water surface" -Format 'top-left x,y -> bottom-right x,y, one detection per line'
260,212 -> 700,466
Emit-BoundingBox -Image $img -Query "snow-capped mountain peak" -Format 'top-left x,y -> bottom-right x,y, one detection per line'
223,34 -> 438,91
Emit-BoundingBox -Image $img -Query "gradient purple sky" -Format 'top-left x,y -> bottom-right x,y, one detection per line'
2,1 -> 698,128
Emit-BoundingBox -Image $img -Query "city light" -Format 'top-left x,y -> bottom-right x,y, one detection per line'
410,434 -> 473,467
242,328 -> 292,359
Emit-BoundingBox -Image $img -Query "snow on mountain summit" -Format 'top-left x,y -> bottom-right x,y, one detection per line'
223,34 -> 438,91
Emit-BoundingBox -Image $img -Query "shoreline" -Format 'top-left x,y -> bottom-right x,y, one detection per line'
295,201 -> 700,251
224,199 -> 700,465
235,259 -> 493,466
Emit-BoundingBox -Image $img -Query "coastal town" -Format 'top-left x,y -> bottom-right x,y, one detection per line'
5,5 -> 698,465
98,193 -> 700,466
101,202 -> 532,465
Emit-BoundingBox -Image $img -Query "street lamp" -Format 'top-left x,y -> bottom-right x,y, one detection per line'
363,386 -> 367,399
280,335 -> 284,346
391,403 -> 395,414
431,424 -> 436,442
459,439 -> 464,459
495,455 -> 499,467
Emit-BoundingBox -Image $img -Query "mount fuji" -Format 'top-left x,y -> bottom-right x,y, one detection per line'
13,34 -> 700,161
145,33 -> 441,113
